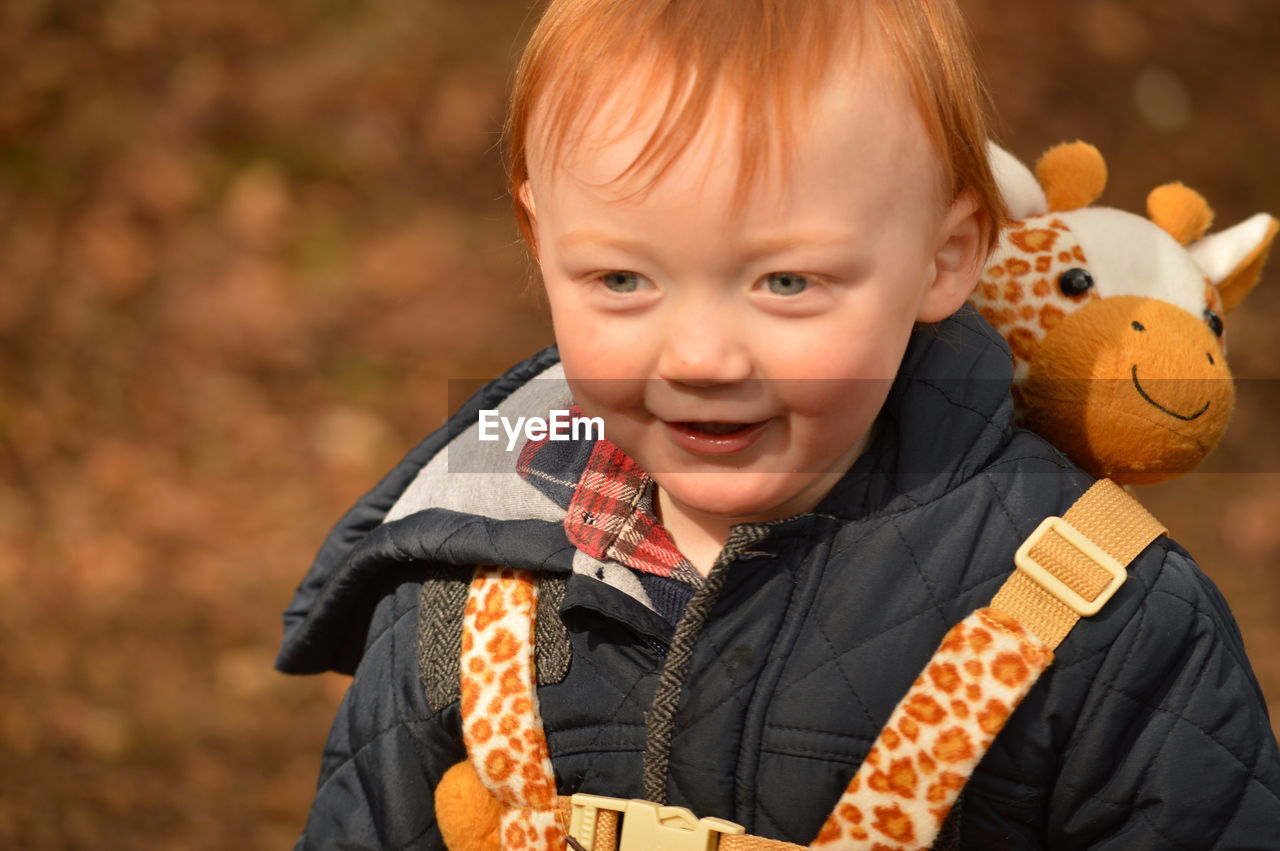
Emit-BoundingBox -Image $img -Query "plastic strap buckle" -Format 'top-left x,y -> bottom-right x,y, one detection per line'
569,794 -> 744,851
1014,515 -> 1126,617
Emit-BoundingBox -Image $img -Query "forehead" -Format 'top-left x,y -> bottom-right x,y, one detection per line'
525,34 -> 945,221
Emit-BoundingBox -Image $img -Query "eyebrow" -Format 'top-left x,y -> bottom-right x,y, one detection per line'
557,229 -> 857,260
557,230 -> 651,255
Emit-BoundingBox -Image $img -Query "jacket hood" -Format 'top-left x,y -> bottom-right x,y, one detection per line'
276,309 -> 1021,675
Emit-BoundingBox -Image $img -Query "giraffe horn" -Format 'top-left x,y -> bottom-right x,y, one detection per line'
1036,142 -> 1107,212
1148,183 -> 1214,246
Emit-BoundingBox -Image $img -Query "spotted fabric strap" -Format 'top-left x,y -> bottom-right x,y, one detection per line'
455,480 -> 1163,851
460,566 -> 566,851
810,479 -> 1162,851
810,608 -> 1053,850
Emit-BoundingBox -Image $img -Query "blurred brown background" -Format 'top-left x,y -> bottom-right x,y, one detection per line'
0,1 -> 1276,847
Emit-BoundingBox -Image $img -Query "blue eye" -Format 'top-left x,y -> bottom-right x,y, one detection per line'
766,272 -> 809,296
601,271 -> 642,293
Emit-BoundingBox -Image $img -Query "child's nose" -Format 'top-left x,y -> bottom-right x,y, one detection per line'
655,313 -> 753,385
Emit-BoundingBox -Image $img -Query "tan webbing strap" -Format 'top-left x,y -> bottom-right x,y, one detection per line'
719,833 -> 806,851
503,480 -> 1165,851
990,479 -> 1165,649
556,797 -> 621,851
555,795 -> 803,851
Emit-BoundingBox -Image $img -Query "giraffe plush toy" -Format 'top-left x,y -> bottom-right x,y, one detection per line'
971,142 -> 1278,485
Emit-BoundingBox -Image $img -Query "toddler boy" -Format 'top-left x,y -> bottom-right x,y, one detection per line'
279,0 -> 1280,847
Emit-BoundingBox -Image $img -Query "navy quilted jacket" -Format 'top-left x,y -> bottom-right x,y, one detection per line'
277,311 -> 1280,849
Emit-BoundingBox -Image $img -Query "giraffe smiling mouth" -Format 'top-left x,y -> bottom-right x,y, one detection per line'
1130,364 -> 1210,421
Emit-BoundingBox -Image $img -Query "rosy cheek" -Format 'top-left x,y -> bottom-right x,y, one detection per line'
560,331 -> 640,382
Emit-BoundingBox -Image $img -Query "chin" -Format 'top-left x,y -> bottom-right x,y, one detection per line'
656,470 -> 816,523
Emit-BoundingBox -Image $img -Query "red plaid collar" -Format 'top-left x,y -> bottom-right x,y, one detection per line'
516,415 -> 701,586
565,438 -> 701,585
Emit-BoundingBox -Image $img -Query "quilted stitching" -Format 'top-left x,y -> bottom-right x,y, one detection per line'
287,315 -> 1280,847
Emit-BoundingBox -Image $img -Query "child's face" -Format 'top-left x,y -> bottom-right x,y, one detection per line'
524,47 -> 984,527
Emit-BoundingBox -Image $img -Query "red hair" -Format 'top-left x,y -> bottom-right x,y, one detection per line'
505,0 -> 1006,254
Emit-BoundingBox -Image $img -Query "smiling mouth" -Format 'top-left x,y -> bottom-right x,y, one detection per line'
664,419 -> 771,455
1130,364 -> 1209,421
679,421 -> 757,436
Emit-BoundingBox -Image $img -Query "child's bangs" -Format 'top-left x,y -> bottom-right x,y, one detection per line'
507,0 -> 848,250
507,0 -> 1005,253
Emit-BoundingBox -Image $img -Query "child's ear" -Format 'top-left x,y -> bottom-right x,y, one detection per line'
916,190 -> 991,323
518,181 -> 537,220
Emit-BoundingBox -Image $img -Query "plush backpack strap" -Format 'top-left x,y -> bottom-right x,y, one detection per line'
990,478 -> 1165,649
443,481 -> 1165,851
812,479 -> 1165,850
452,565 -> 567,851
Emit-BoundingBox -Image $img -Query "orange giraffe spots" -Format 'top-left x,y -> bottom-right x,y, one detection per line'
839,803 -> 863,825
459,567 -> 565,850
1007,327 -> 1039,363
904,694 -> 946,725
476,584 -> 506,630
898,715 -> 920,743
872,803 -> 916,844
932,728 -> 976,763
500,667 -> 523,696
940,622 -> 967,653
992,652 -> 1031,687
868,757 -> 919,799
486,628 -> 520,663
972,207 -> 1105,385
1005,257 -> 1032,277
457,572 -> 1064,851
979,699 -> 1013,736
814,822 -> 842,845
1037,299 -> 1063,327
926,772 -> 968,805
812,609 -> 1053,849
929,661 -> 961,694
1009,227 -> 1059,254
882,727 -> 902,750
486,749 -> 516,783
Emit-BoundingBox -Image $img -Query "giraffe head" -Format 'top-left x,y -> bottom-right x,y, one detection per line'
970,142 -> 1277,484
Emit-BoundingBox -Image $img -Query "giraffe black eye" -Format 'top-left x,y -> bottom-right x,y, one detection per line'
1058,267 -> 1094,297
1204,308 -> 1223,337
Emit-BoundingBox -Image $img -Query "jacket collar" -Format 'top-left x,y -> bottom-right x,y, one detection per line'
276,310 -> 1016,674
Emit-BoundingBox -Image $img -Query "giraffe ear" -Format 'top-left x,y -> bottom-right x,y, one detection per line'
987,142 -> 1048,221
1189,213 -> 1279,313
1036,142 -> 1107,212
